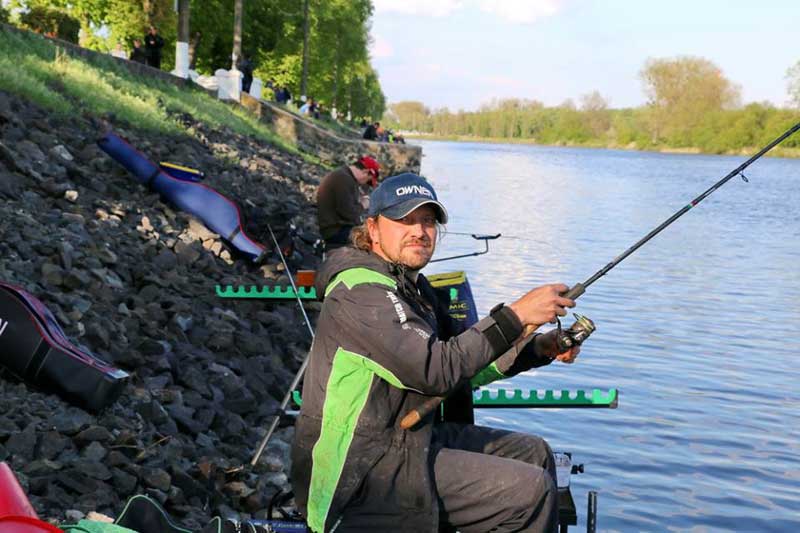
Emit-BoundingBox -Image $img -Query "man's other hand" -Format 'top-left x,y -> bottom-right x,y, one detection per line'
534,329 -> 581,364
508,283 -> 575,332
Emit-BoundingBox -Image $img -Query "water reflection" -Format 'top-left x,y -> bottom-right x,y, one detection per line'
419,140 -> 800,531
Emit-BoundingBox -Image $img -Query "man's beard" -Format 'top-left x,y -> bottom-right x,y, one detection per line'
380,238 -> 434,270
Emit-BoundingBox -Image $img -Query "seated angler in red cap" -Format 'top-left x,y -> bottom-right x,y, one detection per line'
316,155 -> 381,251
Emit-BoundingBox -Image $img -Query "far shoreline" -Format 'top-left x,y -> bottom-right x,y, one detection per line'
404,133 -> 800,159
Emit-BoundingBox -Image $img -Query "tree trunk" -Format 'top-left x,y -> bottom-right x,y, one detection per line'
188,31 -> 202,70
177,0 -> 190,42
78,14 -> 91,48
300,0 -> 310,98
143,0 -> 153,24
175,0 -> 190,78
332,43 -> 341,108
232,0 -> 243,70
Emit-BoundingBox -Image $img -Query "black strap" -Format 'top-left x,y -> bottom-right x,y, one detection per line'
227,226 -> 242,242
144,168 -> 161,188
481,304 -> 523,354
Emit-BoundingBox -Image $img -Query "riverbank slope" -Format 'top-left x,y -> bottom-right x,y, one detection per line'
0,25 -> 332,528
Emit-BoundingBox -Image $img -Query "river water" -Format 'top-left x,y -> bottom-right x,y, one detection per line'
417,140 -> 800,532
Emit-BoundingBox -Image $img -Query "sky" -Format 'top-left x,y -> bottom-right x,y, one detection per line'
369,0 -> 799,111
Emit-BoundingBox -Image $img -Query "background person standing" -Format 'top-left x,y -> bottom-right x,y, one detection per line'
130,39 -> 146,63
144,26 -> 164,69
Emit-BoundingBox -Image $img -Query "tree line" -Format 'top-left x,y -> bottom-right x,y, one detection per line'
3,0 -> 386,120
385,56 -> 800,154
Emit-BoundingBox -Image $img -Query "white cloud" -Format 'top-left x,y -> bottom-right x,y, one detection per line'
370,34 -> 394,58
478,0 -> 563,24
373,0 -> 464,18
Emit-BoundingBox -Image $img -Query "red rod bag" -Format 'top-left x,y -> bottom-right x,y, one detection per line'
0,283 -> 129,412
0,462 -> 38,519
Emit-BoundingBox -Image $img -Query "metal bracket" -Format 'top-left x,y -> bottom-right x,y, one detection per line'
430,233 -> 501,263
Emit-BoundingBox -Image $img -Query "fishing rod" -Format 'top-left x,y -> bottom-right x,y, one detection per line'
250,224 -> 316,467
400,121 -> 800,430
561,121 -> 800,303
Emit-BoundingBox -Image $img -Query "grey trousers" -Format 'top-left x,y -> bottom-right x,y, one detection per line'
433,423 -> 558,533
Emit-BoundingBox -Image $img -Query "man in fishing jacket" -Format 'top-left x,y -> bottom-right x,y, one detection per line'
292,173 -> 582,532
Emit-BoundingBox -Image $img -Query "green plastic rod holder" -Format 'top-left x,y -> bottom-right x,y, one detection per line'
215,284 -> 318,300
291,389 -> 618,409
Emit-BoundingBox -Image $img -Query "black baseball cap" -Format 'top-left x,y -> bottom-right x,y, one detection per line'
367,173 -> 448,223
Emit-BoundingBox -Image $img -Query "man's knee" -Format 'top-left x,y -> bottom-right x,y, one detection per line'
501,464 -> 558,531
513,433 -> 555,471
509,463 -> 556,507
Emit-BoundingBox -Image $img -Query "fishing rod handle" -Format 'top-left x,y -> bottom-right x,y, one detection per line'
400,324 -> 541,430
564,283 -> 585,301
400,395 -> 444,430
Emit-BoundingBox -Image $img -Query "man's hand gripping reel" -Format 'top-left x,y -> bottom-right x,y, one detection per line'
555,284 -> 595,352
555,313 -> 596,352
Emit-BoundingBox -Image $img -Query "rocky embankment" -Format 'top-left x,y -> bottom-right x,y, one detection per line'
0,90 -> 325,528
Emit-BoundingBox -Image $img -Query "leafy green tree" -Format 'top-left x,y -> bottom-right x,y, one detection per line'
386,101 -> 430,131
580,90 -> 611,137
8,0 -> 385,117
640,56 -> 740,145
17,5 -> 80,42
11,0 -> 107,46
104,0 -> 176,67
786,60 -> 800,108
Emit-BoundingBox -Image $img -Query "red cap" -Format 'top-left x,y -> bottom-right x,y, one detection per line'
358,156 -> 381,187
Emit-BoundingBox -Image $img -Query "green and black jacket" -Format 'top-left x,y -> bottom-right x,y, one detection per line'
290,248 -> 532,532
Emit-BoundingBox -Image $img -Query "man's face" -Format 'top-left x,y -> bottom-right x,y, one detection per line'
353,167 -> 374,186
368,205 -> 438,270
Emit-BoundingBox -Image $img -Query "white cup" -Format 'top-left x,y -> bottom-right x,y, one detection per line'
554,452 -> 571,490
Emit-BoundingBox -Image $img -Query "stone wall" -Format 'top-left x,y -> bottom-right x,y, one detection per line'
240,94 -> 422,176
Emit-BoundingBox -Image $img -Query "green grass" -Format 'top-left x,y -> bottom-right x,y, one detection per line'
0,52 -> 73,112
0,25 -> 319,161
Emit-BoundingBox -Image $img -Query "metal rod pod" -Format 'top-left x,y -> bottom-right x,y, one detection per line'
587,490 -> 598,533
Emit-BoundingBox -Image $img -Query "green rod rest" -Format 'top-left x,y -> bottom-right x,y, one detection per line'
215,284 -> 317,300
291,389 -> 618,409
473,388 -> 618,408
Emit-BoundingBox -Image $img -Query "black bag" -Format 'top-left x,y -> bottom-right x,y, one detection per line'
115,494 -> 192,533
0,282 -> 129,412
